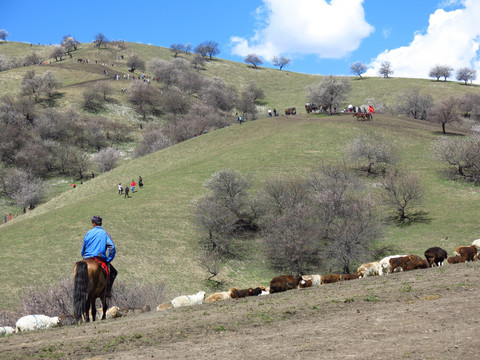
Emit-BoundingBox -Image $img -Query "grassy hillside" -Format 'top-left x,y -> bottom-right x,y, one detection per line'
1,41 -> 480,311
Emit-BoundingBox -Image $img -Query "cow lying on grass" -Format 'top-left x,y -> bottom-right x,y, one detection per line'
454,246 -> 477,262
170,291 -> 205,308
15,315 -> 60,333
269,275 -> 302,294
1,326 -> 15,336
447,255 -> 465,264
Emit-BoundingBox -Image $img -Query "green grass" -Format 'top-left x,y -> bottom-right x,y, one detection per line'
1,41 -> 480,311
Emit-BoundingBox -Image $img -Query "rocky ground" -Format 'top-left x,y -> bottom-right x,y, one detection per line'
1,261 -> 479,360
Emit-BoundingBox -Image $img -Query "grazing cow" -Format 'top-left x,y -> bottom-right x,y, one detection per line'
357,262 -> 381,278
91,306 -> 121,320
321,274 -> 342,284
1,326 -> 15,336
453,246 -> 477,262
269,274 -> 302,294
298,279 -> 313,288
389,256 -> 410,273
170,291 -> 205,308
342,273 -> 360,281
424,247 -> 448,267
447,255 -> 465,264
230,287 -> 256,299
205,291 -> 232,303
304,274 -> 322,286
405,255 -> 428,271
379,255 -> 408,275
15,315 -> 60,333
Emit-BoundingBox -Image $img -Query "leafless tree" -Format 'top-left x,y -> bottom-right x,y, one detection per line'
236,82 -> 265,121
201,77 -> 236,112
456,67 -> 477,85
396,87 -> 434,120
61,35 -> 80,54
128,81 -> 159,119
429,64 -> 453,82
0,168 -> 45,207
94,33 -> 108,48
50,45 -> 65,62
306,75 -> 351,113
0,54 -> 12,71
190,53 -> 206,69
381,168 -> 424,222
271,55 -> 291,70
379,61 -> 393,78
95,147 -> 120,172
196,40 -> 219,59
458,93 -> 480,120
21,70 -> 43,103
66,146 -> 91,179
170,43 -> 185,57
82,87 -> 104,113
197,246 -> 225,281
126,53 -> 145,73
350,61 -> 368,78
94,81 -> 112,101
24,52 -> 41,66
134,124 -> 172,157
41,70 -> 62,101
432,134 -> 480,184
0,29 -> 9,42
431,96 -> 460,134
161,86 -> 190,115
345,132 -> 400,174
244,54 -> 263,69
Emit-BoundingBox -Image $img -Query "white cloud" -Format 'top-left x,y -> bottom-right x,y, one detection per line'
230,0 -> 374,60
365,0 -> 480,81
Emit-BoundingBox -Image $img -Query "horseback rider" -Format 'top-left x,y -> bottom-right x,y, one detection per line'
81,215 -> 117,298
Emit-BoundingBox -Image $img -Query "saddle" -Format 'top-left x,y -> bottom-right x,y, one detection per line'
91,257 -> 109,277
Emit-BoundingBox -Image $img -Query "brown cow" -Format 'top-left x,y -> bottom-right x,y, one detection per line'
447,255 -> 465,264
424,247 -> 448,267
454,246 -> 477,262
298,279 -> 313,288
389,256 -> 410,273
321,274 -> 342,284
405,255 -> 428,271
342,272 -> 360,281
230,287 -> 255,299
269,274 -> 302,293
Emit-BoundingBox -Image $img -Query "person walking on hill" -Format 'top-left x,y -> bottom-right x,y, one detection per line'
118,183 -> 123,195
124,186 -> 130,198
138,176 -> 143,188
130,179 -> 136,193
81,216 -> 117,298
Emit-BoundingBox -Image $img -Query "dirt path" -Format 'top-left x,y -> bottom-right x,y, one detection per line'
1,262 -> 479,359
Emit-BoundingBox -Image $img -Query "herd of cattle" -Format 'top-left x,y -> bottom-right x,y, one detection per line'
2,240 -> 478,336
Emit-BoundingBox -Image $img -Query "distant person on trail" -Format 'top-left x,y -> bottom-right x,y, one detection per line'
237,116 -> 243,124
130,179 -> 136,193
81,216 -> 117,298
138,176 -> 143,188
124,186 -> 130,198
118,183 -> 123,195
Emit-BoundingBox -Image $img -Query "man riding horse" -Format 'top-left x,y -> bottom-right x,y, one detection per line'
81,216 -> 117,298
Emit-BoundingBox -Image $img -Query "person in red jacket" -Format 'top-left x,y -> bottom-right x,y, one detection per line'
130,179 -> 136,193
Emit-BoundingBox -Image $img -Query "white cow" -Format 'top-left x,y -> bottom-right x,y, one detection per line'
379,255 -> 408,275
302,274 -> 322,286
170,291 -> 205,308
205,291 -> 231,303
357,261 -> 381,278
472,239 -> 480,253
1,326 -> 15,336
15,315 -> 60,333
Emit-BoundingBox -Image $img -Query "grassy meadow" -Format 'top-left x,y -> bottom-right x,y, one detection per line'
0,41 -> 480,311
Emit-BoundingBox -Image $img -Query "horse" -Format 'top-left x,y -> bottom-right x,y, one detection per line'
73,258 -> 108,322
353,112 -> 366,121
364,112 -> 373,120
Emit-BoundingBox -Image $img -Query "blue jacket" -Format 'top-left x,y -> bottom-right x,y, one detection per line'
82,226 -> 116,263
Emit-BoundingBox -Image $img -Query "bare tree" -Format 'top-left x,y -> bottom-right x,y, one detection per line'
379,61 -> 393,78
201,77 -> 236,112
271,56 -> 291,70
244,54 -> 263,69
50,46 -> 65,62
0,168 -> 45,207
431,96 -> 460,134
203,40 -> 220,59
169,43 -> 185,58
458,93 -> 480,120
0,29 -> 9,42
432,134 -> 480,184
306,75 -> 351,113
94,81 -> 112,101
236,83 -> 264,121
350,61 -> 368,79
41,70 -> 62,102
95,147 -> 120,172
161,86 -> 190,115
61,35 -> 80,54
429,64 -> 453,82
126,53 -> 145,73
94,33 -> 108,48
345,132 -> 400,174
381,169 -> 424,222
134,123 -> 172,157
456,67 -> 477,85
21,70 -> 43,103
190,53 -> 206,69
128,81 -> 159,119
396,87 -> 434,120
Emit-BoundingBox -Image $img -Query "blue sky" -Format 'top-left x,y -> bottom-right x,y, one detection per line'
1,0 -> 479,80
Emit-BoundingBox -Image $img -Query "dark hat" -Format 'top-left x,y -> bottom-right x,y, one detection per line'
92,215 -> 102,225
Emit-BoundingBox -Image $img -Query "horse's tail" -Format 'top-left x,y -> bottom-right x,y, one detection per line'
73,261 -> 89,320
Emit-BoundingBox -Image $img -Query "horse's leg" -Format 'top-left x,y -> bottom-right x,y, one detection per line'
89,295 -> 95,322
101,296 -> 107,320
